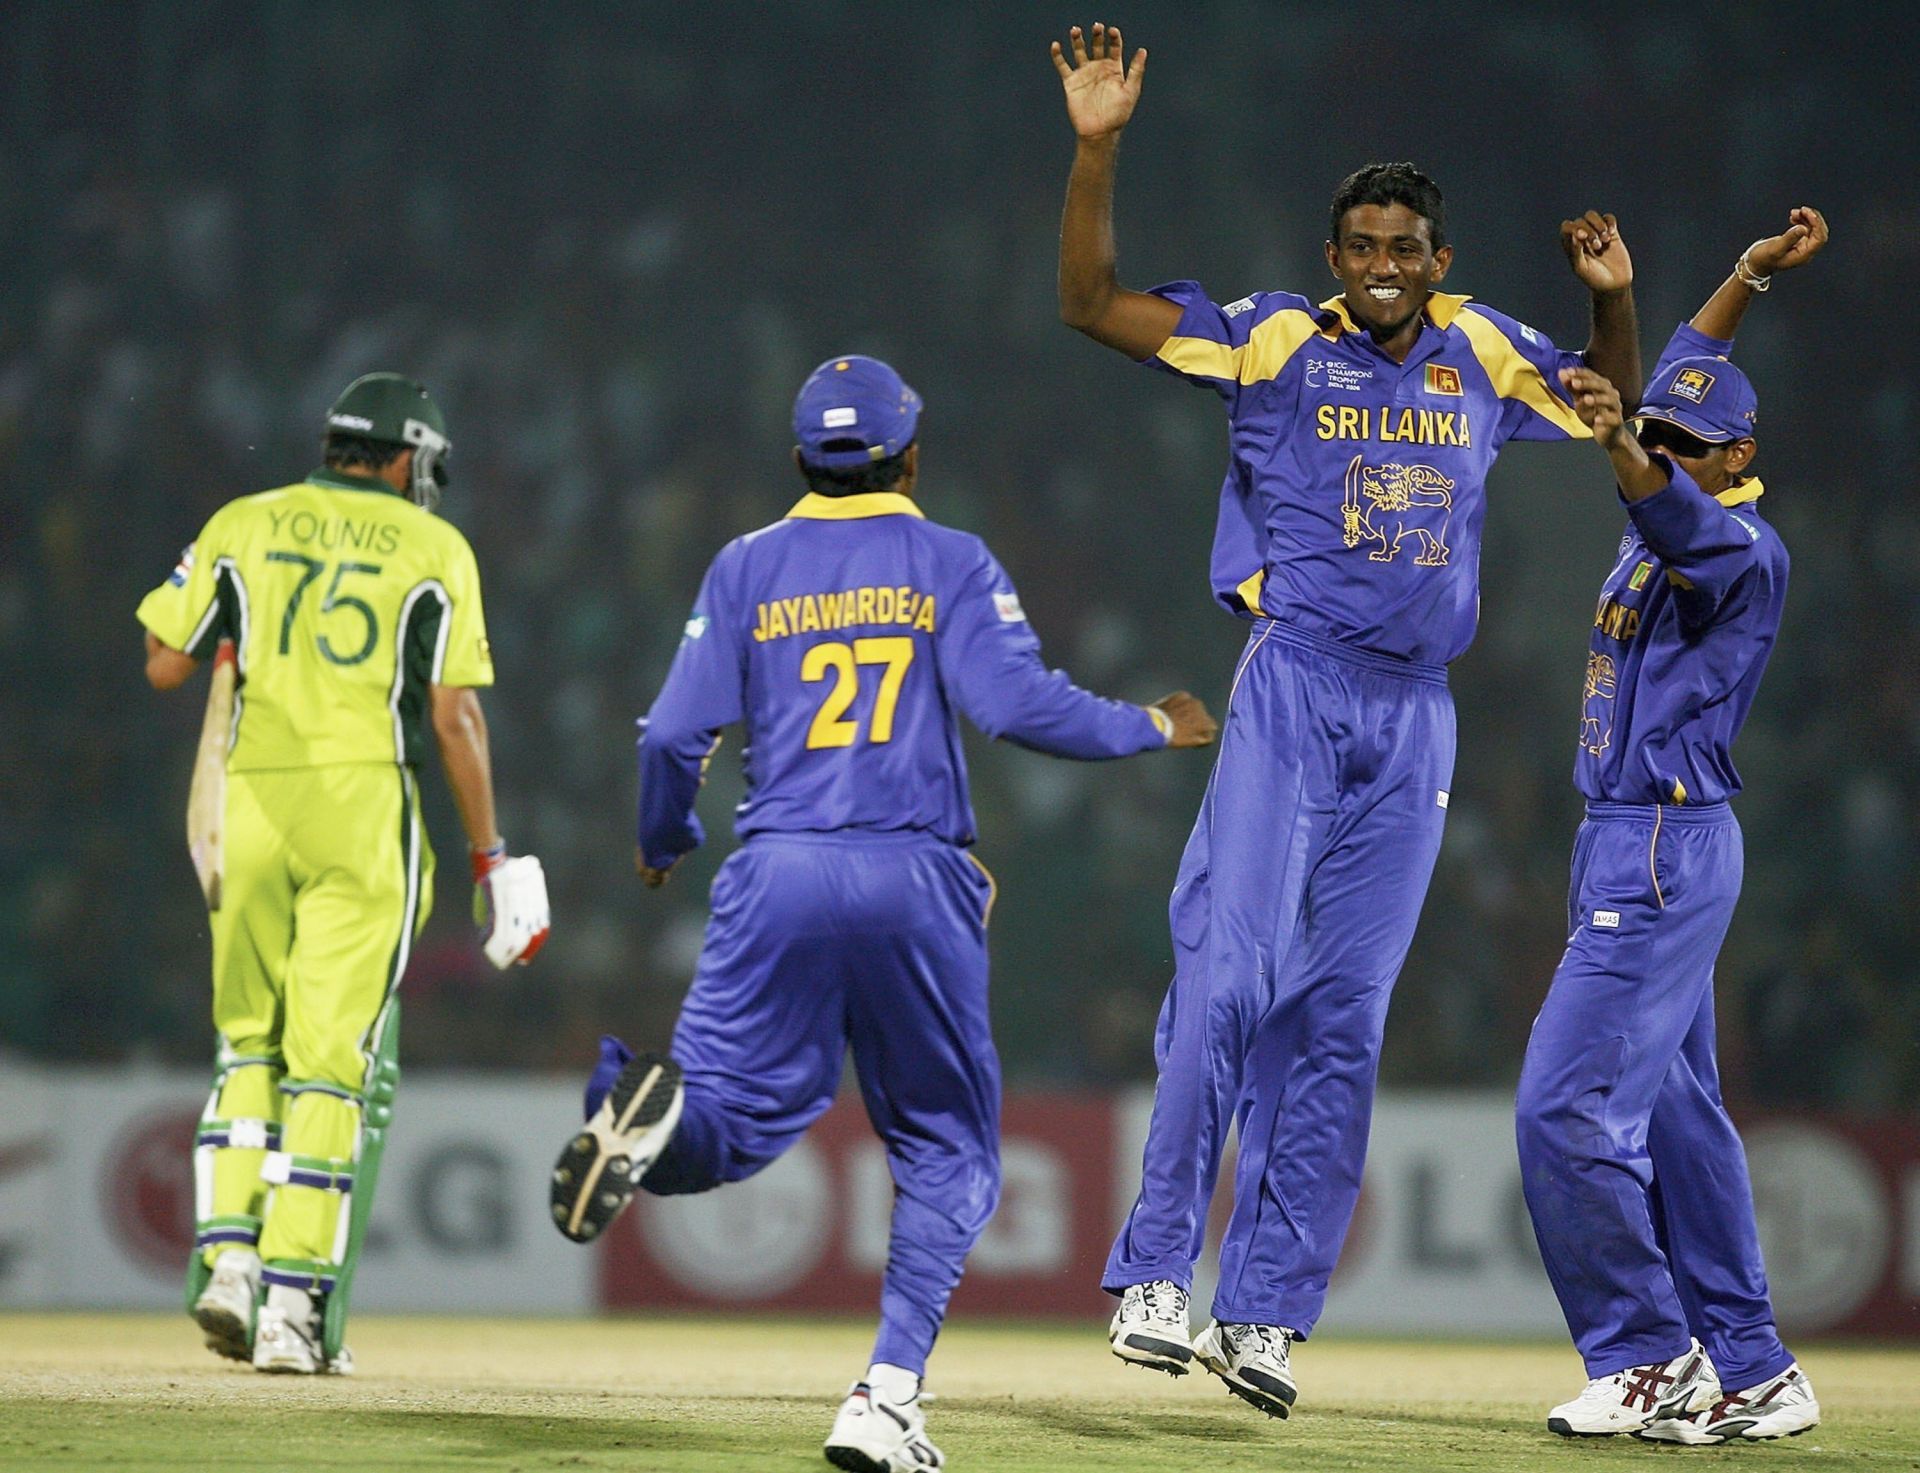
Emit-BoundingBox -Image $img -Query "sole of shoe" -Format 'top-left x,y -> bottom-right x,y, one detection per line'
551,1053 -> 684,1244
822,1446 -> 890,1473
1196,1354 -> 1294,1420
1548,1417 -> 1625,1438
193,1301 -> 251,1362
1110,1330 -> 1193,1376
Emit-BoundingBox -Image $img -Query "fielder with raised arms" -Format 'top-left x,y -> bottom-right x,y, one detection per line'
1522,208 -> 1829,1442
137,374 -> 551,1374
1050,21 -> 1641,1417
549,355 -> 1216,1473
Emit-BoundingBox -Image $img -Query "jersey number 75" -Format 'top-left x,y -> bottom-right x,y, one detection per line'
802,637 -> 915,749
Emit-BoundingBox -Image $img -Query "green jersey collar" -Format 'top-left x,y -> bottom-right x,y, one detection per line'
308,467 -> 401,495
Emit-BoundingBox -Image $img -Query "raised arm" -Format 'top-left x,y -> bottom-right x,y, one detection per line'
1558,366 -> 1666,502
1561,210 -> 1642,403
1690,207 -> 1829,341
1052,23 -> 1182,359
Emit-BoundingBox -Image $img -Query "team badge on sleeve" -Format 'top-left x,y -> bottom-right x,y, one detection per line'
993,592 -> 1027,624
1424,365 -> 1464,397
683,614 -> 710,641
168,543 -> 196,587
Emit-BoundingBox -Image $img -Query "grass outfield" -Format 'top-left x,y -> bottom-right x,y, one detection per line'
1,1315 -> 1916,1471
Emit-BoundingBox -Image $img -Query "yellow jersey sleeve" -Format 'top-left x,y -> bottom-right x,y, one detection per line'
136,506 -> 237,657
433,527 -> 494,688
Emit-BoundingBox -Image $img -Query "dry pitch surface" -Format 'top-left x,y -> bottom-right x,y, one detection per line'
1,1314 -> 1917,1471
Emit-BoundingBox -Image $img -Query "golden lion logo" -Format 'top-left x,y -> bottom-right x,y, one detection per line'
1579,651 -> 1617,756
1341,455 -> 1456,566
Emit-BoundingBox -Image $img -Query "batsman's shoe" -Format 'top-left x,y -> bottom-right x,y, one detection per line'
1639,1362 -> 1819,1444
1108,1279 -> 1193,1375
1547,1339 -> 1718,1437
823,1381 -> 944,1473
251,1303 -> 353,1376
1193,1320 -> 1297,1419
192,1250 -> 259,1363
551,1051 -> 684,1243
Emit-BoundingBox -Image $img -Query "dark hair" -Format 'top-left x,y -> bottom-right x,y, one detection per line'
1329,162 -> 1447,249
799,441 -> 914,497
322,432 -> 407,474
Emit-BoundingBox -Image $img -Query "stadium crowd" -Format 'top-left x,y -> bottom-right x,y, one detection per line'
3,1 -> 1913,1109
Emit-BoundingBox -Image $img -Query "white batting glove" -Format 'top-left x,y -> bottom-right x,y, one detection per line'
472,842 -> 552,969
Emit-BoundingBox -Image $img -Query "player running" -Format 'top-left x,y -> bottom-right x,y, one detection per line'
138,374 -> 550,1374
1521,208 -> 1829,1441
1049,23 -> 1641,1416
548,354 -> 1216,1473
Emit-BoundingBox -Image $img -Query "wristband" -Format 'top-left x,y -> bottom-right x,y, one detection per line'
471,840 -> 507,882
1146,705 -> 1174,742
1733,242 -> 1772,292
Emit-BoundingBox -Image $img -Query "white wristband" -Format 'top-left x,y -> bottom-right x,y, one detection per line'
1734,242 -> 1772,292
1146,705 -> 1174,742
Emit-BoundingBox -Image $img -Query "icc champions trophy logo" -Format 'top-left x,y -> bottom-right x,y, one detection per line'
1341,454 -> 1456,567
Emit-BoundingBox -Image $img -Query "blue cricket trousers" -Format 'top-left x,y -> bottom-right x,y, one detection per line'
1517,801 -> 1792,1388
640,831 -> 1000,1375
1105,620 -> 1455,1334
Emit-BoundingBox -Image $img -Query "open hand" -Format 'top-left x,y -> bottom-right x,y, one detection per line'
1561,210 -> 1633,294
1152,690 -> 1219,749
1558,366 -> 1629,447
1745,206 -> 1829,278
1051,23 -> 1146,140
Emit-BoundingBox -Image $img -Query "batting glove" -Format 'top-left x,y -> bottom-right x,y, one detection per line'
472,841 -> 552,969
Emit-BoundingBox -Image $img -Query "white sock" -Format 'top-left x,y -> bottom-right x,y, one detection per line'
265,1283 -> 314,1324
866,1362 -> 921,1402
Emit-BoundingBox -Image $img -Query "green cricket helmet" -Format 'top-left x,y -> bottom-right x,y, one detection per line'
325,372 -> 452,509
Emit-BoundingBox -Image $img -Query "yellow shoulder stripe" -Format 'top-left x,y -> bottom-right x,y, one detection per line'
1157,308 -> 1320,387
1452,307 -> 1590,439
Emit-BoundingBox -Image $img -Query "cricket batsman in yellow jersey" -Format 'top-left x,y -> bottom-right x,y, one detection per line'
137,373 -> 551,1374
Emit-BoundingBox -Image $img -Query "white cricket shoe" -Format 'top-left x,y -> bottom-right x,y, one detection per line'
1108,1279 -> 1193,1375
1640,1361 -> 1820,1443
252,1287 -> 353,1376
1547,1339 -> 1718,1437
551,1051 -> 685,1244
192,1249 -> 259,1362
823,1380 -> 944,1473
1193,1320 -> 1297,1419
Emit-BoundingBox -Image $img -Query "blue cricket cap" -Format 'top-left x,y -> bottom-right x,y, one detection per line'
793,355 -> 923,469
1635,355 -> 1758,444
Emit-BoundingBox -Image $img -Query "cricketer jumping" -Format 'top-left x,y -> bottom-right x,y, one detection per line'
137,374 -> 551,1374
1521,208 -> 1830,1442
1050,22 -> 1641,1416
547,354 -> 1217,1473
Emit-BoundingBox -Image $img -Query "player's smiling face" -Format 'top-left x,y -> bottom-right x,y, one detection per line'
1325,203 -> 1452,348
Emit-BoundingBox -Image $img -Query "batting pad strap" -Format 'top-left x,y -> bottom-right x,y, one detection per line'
214,1051 -> 282,1081
197,1117 -> 282,1151
261,1151 -> 355,1193
195,1213 -> 263,1249
262,1260 -> 339,1294
279,1078 -> 365,1106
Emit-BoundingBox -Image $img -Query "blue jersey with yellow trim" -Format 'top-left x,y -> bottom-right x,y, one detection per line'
636,490 -> 1165,864
1574,325 -> 1787,806
1147,282 -> 1591,665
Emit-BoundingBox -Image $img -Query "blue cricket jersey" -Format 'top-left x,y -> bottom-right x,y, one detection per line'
1574,325 -> 1788,806
1147,283 -> 1592,665
637,490 -> 1166,864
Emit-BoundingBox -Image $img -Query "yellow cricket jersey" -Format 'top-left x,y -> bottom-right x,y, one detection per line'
137,468 -> 493,771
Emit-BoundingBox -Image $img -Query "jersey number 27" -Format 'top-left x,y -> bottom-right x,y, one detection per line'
802,637 -> 915,749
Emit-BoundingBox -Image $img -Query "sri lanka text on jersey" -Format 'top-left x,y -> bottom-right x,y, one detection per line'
1314,405 -> 1474,446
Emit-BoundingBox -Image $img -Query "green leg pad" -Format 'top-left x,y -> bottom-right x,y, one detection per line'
323,1002 -> 400,1359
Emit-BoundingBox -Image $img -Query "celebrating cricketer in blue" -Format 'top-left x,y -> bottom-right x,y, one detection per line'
549,354 -> 1218,1473
1050,23 -> 1641,1417
1521,208 -> 1830,1443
